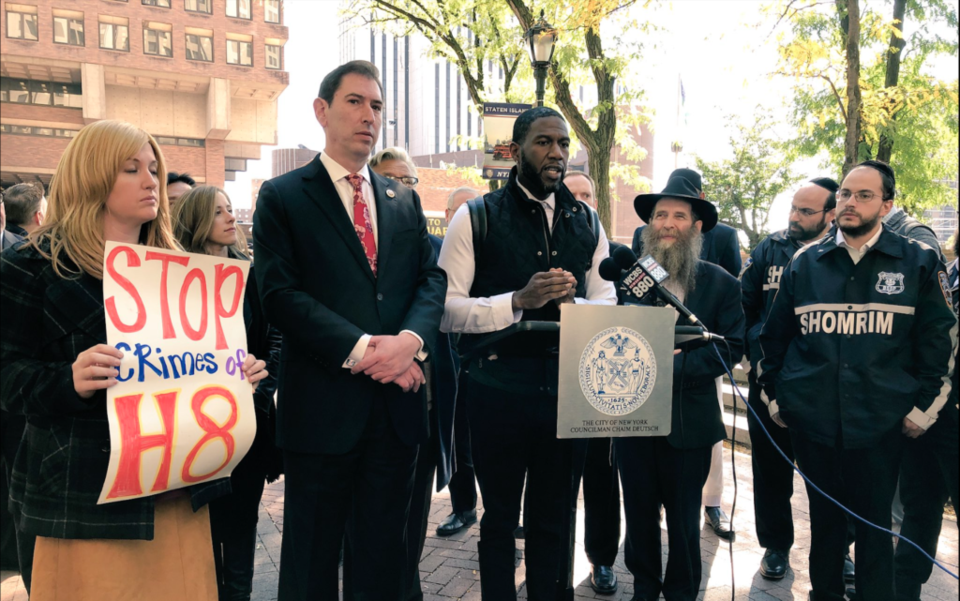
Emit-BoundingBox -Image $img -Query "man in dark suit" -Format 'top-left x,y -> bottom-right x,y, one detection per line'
253,60 -> 447,601
632,167 -> 739,541
365,148 -> 462,601
615,175 -> 745,601
0,194 -> 25,574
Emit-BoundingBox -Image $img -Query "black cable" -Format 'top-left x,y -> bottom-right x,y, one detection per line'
710,343 -> 960,579
720,339 -> 737,601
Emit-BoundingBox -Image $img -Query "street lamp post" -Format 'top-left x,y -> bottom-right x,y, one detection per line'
523,10 -> 558,107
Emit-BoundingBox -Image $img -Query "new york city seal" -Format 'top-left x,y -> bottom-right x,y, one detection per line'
579,326 -> 657,416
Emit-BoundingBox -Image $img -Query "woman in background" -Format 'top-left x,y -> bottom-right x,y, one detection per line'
0,119 -> 268,601
173,185 -> 282,601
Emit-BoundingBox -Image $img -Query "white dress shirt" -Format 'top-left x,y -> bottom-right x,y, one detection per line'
438,184 -> 618,334
319,152 -> 425,367
836,225 -> 883,265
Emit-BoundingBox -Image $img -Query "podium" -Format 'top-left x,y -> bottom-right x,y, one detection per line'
457,305 -> 697,599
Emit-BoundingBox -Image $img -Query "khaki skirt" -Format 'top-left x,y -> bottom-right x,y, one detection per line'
30,494 -> 218,601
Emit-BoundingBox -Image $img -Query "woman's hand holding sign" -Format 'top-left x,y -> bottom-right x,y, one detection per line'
242,354 -> 268,393
73,344 -> 124,399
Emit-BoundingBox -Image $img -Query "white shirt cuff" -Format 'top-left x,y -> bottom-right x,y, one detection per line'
906,406 -> 936,431
400,330 -> 429,361
496,292 -> 523,326
343,334 -> 372,369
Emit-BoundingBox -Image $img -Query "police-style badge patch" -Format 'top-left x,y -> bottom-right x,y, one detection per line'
938,271 -> 952,307
876,272 -> 905,295
579,327 -> 657,416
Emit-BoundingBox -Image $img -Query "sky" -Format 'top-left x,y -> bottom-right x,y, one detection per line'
225,0 -> 958,235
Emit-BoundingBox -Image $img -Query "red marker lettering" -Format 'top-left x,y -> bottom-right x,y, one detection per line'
214,265 -> 244,350
179,268 -> 208,341
145,251 -> 190,339
106,391 -> 178,499
181,386 -> 238,483
104,245 -> 147,333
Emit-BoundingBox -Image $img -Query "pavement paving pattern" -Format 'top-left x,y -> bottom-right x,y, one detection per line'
2,447 -> 957,601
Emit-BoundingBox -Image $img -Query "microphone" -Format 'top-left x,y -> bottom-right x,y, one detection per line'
604,246 -> 725,342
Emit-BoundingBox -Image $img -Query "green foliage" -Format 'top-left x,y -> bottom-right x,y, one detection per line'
694,110 -> 800,252
770,0 -> 959,217
342,0 -> 657,232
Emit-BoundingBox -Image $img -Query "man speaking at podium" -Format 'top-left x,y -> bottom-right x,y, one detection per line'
616,175 -> 745,601
437,107 -> 616,600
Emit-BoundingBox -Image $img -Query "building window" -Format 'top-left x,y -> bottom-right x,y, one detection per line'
142,0 -> 170,6
264,0 -> 280,23
186,31 -> 213,62
0,78 -> 82,108
226,0 -> 250,20
143,22 -> 172,57
0,123 -> 78,138
185,0 -> 212,14
155,136 -> 205,147
265,44 -> 281,70
225,158 -> 247,171
226,37 -> 252,66
99,16 -> 129,51
53,10 -> 84,46
6,4 -> 38,40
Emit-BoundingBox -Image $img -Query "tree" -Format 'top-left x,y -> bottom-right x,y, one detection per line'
343,0 -> 654,232
770,0 -> 959,216
694,110 -> 800,252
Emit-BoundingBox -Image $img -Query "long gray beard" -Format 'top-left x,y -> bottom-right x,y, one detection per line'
641,226 -> 703,295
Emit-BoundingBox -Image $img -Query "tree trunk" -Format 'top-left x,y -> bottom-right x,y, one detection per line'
587,140 -> 612,232
504,0 -> 618,234
842,0 -> 862,176
877,0 -> 907,163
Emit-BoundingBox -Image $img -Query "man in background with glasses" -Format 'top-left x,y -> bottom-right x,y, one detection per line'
757,160 -> 957,601
369,147 -> 420,190
740,177 -> 837,581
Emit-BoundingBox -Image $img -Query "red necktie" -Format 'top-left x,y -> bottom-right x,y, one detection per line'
346,174 -> 377,276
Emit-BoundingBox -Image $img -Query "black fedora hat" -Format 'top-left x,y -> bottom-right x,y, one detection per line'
633,175 -> 719,233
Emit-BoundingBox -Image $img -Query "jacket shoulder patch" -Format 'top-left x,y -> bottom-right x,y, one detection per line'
939,271 -> 953,308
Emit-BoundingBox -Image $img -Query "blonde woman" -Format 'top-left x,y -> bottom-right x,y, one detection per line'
173,186 -> 282,601
0,120 -> 268,601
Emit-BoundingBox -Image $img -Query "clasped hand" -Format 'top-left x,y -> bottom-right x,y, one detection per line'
351,333 -> 425,393
512,269 -> 577,311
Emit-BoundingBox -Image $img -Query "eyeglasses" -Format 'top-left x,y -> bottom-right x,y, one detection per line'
837,190 -> 880,203
384,175 -> 419,188
789,206 -> 828,217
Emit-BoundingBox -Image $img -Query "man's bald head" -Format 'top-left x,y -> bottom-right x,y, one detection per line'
446,187 -> 479,223
564,172 -> 596,208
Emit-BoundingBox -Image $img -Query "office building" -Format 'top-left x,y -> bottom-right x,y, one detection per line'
1,0 -> 289,190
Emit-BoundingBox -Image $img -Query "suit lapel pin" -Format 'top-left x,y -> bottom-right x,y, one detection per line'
386,189 -> 396,198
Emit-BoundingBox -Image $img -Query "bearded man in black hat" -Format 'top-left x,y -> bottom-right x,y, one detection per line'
614,175 -> 745,601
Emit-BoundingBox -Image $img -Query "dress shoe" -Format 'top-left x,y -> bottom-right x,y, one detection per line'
843,554 -> 855,584
589,565 -> 618,594
759,548 -> 790,580
704,506 -> 736,542
435,509 -> 477,536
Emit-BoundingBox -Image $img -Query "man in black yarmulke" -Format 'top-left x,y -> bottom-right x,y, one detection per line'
740,177 -> 838,580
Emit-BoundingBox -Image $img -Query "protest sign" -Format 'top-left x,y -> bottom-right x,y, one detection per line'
98,241 -> 255,504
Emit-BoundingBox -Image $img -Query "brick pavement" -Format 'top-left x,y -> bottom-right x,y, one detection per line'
2,446 -> 957,600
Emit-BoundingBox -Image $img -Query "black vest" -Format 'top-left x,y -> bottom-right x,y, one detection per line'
466,173 -> 598,392
469,174 -> 596,325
